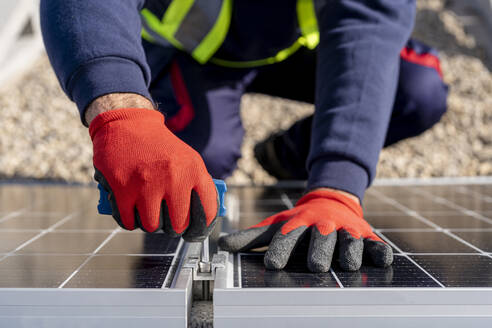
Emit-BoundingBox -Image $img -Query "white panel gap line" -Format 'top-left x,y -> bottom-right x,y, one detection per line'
0,252 -> 178,256
409,187 -> 492,225
0,195 -> 52,224
52,229 -> 116,233
373,229 -> 446,288
0,210 -> 26,223
365,210 -> 473,216
330,268 -> 344,288
378,227 -> 492,233
58,227 -> 120,288
280,193 -> 295,209
375,228 -> 438,232
373,176 -> 492,186
369,190 -> 442,230
0,228 -> 43,233
406,187 -> 492,259
369,189 -> 446,288
457,186 -> 492,203
226,253 -> 235,288
162,238 -> 184,288
404,253 -> 489,256
237,253 -> 243,288
448,228 -> 492,232
0,212 -> 78,263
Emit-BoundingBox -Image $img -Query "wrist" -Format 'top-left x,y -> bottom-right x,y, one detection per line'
310,187 -> 360,205
299,188 -> 363,218
85,93 -> 155,125
88,107 -> 165,141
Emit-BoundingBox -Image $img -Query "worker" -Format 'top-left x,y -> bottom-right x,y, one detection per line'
40,0 -> 448,272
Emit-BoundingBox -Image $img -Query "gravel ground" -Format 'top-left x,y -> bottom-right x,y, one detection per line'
0,0 -> 490,185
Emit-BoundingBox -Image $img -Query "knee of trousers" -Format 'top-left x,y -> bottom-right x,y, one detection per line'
200,136 -> 243,180
396,64 -> 449,134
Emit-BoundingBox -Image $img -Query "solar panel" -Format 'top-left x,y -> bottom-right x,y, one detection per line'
214,181 -> 492,326
1,180 -> 492,327
0,184 -> 191,327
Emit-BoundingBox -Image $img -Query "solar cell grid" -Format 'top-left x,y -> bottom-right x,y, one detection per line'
0,185 -> 182,289
1,180 -> 492,327
230,183 -> 492,289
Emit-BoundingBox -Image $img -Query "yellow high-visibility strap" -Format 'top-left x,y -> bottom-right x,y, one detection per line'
141,8 -> 184,50
192,0 -> 233,64
297,0 -> 319,49
142,0 -> 319,67
209,0 -> 319,68
161,0 -> 195,36
209,38 -> 305,68
141,27 -> 156,43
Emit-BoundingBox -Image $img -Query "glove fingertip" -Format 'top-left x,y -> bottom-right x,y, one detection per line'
364,239 -> 394,267
264,253 -> 286,270
195,178 -> 219,226
307,258 -> 330,273
338,229 -> 364,271
218,229 -> 258,252
161,199 -> 183,238
307,227 -> 337,273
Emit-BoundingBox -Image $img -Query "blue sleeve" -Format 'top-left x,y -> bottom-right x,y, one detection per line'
307,0 -> 416,200
40,0 -> 153,125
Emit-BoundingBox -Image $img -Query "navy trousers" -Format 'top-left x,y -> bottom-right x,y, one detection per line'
144,39 -> 448,180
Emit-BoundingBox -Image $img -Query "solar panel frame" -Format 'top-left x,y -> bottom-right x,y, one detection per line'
214,179 -> 492,327
0,184 -> 193,328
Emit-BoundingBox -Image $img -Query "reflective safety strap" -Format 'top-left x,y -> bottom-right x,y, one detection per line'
191,0 -> 232,64
141,8 -> 185,50
141,27 -> 156,43
297,0 -> 319,49
210,0 -> 319,68
141,0 -> 232,64
142,0 -> 319,67
209,39 -> 304,68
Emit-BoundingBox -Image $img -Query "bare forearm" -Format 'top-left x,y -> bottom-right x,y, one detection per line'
85,93 -> 155,125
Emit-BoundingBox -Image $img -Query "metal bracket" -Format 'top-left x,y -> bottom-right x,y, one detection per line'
183,251 -> 227,282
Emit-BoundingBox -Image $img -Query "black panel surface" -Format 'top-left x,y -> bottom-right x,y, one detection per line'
332,255 -> 440,287
365,214 -> 432,229
240,203 -> 288,214
0,184 -> 180,289
381,231 -> 477,253
64,255 -> 173,288
2,182 -> 492,290
228,183 -> 492,289
452,231 -> 492,252
411,255 -> 492,287
240,253 -> 339,288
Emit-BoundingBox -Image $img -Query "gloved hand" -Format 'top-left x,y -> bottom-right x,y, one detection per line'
89,108 -> 218,241
219,189 -> 393,272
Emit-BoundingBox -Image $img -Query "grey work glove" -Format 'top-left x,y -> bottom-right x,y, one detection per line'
219,189 -> 393,272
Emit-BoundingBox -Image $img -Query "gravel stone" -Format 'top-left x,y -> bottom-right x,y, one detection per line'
0,0 -> 490,185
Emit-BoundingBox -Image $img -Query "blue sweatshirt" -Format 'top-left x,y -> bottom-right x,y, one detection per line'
40,0 -> 415,200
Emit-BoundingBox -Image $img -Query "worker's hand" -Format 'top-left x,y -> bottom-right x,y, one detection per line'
219,189 -> 393,272
89,108 -> 218,241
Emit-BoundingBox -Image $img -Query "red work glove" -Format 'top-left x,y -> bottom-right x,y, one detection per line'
219,189 -> 393,272
89,108 -> 218,241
